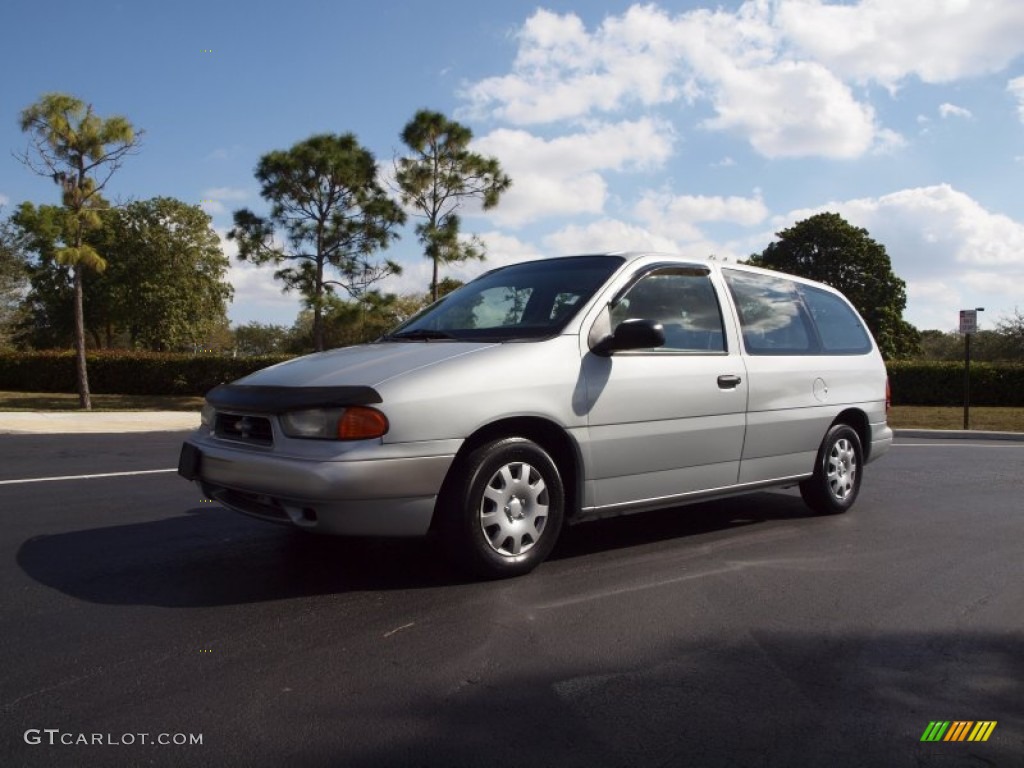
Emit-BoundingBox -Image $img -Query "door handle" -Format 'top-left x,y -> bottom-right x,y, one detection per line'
717,374 -> 742,389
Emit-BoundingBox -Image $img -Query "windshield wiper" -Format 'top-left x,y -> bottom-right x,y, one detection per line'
386,328 -> 457,341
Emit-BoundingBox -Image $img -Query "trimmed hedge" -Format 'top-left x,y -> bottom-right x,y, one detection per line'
1,352 -> 1021,406
887,361 -> 1024,407
0,351 -> 294,396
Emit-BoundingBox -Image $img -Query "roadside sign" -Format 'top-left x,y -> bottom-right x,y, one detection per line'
959,309 -> 977,335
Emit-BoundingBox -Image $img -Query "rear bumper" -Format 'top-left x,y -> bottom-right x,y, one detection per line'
179,436 -> 455,537
867,420 -> 893,464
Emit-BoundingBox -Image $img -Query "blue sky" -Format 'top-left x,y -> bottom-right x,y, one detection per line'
2,0 -> 1024,332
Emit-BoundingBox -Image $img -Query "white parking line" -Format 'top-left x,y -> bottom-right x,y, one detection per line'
0,468 -> 177,486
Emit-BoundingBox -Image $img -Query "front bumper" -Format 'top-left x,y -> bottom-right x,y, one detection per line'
179,435 -> 456,537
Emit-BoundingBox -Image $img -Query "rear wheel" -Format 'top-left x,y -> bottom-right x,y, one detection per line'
439,437 -> 564,579
800,424 -> 863,515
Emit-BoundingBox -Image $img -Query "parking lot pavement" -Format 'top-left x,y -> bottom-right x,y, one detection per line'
1,432 -> 1022,767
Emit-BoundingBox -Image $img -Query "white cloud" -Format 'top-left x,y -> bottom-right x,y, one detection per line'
1008,76 -> 1024,122
777,0 -> 1024,89
381,232 -> 543,298
938,102 -> 972,119
200,187 -> 251,218
843,185 -> 1024,269
774,184 -> 1024,328
542,219 -> 681,255
215,228 -> 302,326
461,6 -> 689,125
701,60 -> 884,158
0,193 -> 9,207
460,1 -> 1021,159
200,200 -> 226,215
904,280 -> 964,331
634,190 -> 768,242
471,118 -> 675,226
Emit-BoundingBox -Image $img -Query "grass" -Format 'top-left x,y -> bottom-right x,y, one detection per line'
0,391 -> 204,412
887,405 -> 1024,432
0,392 -> 1020,431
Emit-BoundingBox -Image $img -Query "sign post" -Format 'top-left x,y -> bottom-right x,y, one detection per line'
959,308 -> 983,429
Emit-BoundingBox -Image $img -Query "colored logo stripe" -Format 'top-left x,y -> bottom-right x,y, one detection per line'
968,722 -> 997,742
920,721 -> 997,742
944,721 -> 973,741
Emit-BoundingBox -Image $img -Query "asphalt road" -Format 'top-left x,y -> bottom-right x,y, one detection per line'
1,431 -> 1021,767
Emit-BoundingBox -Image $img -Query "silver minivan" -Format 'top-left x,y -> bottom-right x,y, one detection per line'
179,253 -> 892,578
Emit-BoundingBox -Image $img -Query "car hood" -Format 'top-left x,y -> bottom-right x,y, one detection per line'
233,341 -> 498,389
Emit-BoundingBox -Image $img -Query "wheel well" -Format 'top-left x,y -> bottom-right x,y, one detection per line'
430,417 -> 582,530
832,408 -> 870,460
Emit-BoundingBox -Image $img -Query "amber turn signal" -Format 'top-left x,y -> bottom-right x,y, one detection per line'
337,407 -> 389,440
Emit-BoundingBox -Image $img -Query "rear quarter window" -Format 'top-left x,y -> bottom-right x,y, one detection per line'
799,284 -> 872,354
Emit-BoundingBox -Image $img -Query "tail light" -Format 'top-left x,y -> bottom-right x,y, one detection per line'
885,376 -> 891,415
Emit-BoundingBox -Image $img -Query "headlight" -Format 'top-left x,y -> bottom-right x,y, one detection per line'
280,408 -> 344,438
280,407 -> 389,440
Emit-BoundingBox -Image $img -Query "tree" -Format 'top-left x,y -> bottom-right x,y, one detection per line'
432,277 -> 464,301
92,197 -> 232,350
0,210 -> 30,349
396,110 -> 511,301
12,198 -> 232,351
287,292 -> 426,353
229,134 -> 405,352
233,321 -> 292,356
747,212 -> 920,358
994,307 -> 1024,359
10,202 -> 81,348
17,93 -> 141,408
918,329 -> 961,361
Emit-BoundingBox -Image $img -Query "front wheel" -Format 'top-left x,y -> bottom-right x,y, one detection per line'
439,437 -> 565,579
800,424 -> 863,515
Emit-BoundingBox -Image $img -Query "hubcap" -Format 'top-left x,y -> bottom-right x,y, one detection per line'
479,461 -> 549,556
826,438 -> 858,502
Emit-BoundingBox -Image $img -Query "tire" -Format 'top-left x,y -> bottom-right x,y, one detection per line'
799,424 -> 863,515
439,437 -> 565,579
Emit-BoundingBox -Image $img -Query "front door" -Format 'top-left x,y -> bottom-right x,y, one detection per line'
579,265 -> 748,512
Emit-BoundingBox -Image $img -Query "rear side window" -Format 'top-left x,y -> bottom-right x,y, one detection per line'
799,284 -> 872,354
723,270 -> 816,355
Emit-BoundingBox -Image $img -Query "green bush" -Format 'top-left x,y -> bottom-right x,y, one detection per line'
0,351 -> 295,396
887,361 -> 1024,407
2,352 -> 1021,406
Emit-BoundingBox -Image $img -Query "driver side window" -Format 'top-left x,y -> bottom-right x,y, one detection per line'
611,268 -> 727,352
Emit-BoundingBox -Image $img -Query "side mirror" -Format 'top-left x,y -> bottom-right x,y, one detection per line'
592,318 -> 665,356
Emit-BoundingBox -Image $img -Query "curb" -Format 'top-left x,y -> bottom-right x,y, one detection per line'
0,411 -> 199,435
894,429 -> 1024,442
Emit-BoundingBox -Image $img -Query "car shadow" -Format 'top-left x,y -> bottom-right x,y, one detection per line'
16,490 -> 814,607
552,489 -> 814,561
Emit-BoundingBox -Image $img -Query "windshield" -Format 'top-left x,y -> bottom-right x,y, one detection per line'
386,255 -> 625,342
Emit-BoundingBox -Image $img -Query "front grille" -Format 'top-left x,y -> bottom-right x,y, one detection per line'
214,412 -> 274,446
